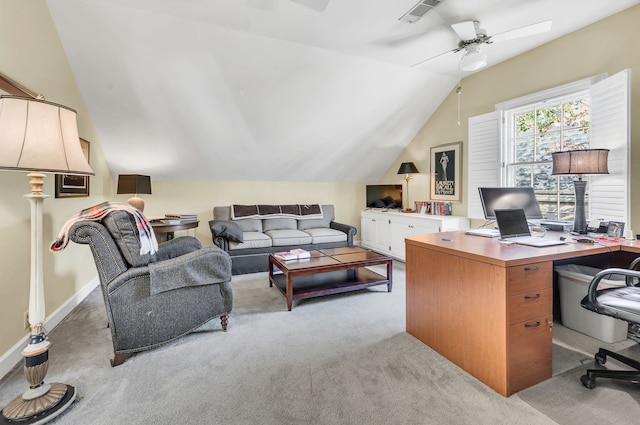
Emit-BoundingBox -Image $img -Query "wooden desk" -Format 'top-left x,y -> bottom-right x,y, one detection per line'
150,220 -> 199,243
405,231 -> 637,397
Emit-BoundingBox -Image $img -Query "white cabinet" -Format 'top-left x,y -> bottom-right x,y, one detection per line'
361,210 -> 469,261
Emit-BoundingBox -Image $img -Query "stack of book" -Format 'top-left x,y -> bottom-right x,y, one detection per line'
159,214 -> 198,224
273,248 -> 311,261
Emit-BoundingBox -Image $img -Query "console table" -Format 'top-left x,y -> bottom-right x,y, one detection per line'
405,231 -> 639,397
360,209 -> 468,261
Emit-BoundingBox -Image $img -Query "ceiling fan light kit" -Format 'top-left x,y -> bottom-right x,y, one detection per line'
411,19 -> 552,71
459,43 -> 487,71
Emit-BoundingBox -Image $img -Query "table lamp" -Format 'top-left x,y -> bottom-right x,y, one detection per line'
397,162 -> 420,212
551,149 -> 609,234
0,95 -> 94,423
117,174 -> 151,212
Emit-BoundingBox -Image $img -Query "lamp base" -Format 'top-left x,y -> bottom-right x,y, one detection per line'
127,196 -> 145,212
1,383 -> 76,425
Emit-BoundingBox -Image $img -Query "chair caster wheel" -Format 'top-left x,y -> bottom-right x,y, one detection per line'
581,375 -> 596,389
595,352 -> 607,365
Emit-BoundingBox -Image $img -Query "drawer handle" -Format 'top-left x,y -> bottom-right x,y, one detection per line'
524,293 -> 541,300
524,266 -> 540,272
524,321 -> 541,328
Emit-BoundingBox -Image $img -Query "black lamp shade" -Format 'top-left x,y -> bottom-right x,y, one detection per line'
117,174 -> 152,195
397,162 -> 419,175
551,149 -> 609,175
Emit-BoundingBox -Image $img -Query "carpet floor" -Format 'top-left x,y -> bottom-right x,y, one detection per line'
0,262 -> 637,424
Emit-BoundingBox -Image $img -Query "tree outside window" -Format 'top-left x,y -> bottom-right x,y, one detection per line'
506,97 -> 590,220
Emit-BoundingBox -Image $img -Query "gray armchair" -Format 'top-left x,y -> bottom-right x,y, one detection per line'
68,210 -> 233,366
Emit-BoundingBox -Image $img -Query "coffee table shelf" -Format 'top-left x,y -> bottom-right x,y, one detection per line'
268,247 -> 392,310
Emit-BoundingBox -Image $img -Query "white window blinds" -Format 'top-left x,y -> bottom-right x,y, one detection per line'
467,111 -> 500,219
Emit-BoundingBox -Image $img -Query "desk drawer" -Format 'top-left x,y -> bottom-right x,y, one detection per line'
509,288 -> 553,324
509,315 -> 552,393
508,262 -> 553,295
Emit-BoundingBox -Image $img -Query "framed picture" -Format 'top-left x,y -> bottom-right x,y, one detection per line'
55,139 -> 90,198
430,141 -> 461,202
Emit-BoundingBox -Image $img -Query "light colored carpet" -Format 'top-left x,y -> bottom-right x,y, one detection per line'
0,262 -> 632,425
518,345 -> 640,425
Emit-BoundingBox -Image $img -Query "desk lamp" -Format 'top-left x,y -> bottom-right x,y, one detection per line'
0,95 -> 94,423
397,162 -> 420,212
117,174 -> 152,212
551,149 -> 609,234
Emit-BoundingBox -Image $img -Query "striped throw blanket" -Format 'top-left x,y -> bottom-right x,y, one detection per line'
50,201 -> 158,255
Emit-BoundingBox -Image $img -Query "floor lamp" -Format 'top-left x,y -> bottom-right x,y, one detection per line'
0,96 -> 94,424
551,149 -> 609,234
397,162 -> 420,213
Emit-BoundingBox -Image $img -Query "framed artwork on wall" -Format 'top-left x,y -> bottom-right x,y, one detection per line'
55,139 -> 90,198
430,141 -> 462,202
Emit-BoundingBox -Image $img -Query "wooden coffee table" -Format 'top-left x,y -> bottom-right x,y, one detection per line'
268,246 -> 392,311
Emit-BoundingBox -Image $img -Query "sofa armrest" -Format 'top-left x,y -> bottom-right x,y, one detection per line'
209,220 -> 241,251
330,221 -> 357,245
155,236 -> 202,261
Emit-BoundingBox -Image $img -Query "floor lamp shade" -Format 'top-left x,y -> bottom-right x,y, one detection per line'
397,162 -> 420,212
117,174 -> 152,212
0,96 -> 93,423
551,149 -> 609,234
0,96 -> 94,176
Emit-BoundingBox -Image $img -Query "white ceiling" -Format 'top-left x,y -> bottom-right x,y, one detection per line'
45,0 -> 639,182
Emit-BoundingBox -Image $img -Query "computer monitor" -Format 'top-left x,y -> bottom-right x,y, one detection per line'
478,187 -> 543,220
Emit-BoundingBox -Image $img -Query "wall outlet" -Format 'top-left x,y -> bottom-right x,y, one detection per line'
23,311 -> 30,330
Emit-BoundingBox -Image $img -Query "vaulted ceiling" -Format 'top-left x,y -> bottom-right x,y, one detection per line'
45,0 -> 639,182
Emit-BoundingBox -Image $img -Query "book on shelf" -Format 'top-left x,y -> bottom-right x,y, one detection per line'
274,248 -> 311,261
414,201 -> 452,216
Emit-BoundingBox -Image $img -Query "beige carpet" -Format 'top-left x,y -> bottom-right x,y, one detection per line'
1,261 -> 636,424
518,345 -> 640,425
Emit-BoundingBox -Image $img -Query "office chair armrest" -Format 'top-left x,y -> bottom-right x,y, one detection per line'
586,268 -> 640,309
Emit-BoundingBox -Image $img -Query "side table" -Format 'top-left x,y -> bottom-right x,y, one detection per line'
150,220 -> 199,243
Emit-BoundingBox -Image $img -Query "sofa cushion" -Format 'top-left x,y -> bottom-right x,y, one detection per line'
265,229 -> 312,246
102,210 -> 155,267
229,232 -> 272,250
263,218 -> 297,232
234,218 -> 263,233
297,205 -> 334,230
303,228 -> 348,244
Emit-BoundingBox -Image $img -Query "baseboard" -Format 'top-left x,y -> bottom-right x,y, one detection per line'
0,276 -> 100,380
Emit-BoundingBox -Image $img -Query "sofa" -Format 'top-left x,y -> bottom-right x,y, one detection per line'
209,204 -> 357,275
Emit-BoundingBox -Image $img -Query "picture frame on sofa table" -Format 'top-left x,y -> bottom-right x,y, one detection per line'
430,141 -> 461,202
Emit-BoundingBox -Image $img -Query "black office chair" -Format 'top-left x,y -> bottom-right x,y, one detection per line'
580,259 -> 640,389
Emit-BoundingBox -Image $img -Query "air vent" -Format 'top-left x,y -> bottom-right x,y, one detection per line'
398,0 -> 443,23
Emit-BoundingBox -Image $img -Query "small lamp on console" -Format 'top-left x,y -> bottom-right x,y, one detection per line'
0,95 -> 94,423
397,161 -> 420,213
117,174 -> 152,212
551,149 -> 609,234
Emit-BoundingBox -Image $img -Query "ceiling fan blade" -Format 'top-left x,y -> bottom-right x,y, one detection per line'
411,48 -> 459,67
290,0 -> 330,12
489,20 -> 552,43
451,21 -> 478,41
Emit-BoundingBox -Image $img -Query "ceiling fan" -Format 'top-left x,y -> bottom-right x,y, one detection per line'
412,19 -> 552,71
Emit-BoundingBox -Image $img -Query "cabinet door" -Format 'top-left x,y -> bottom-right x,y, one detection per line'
360,215 -> 377,249
375,217 -> 391,253
390,218 -> 441,259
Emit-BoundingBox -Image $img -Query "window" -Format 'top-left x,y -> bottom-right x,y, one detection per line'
468,70 -> 630,225
505,94 -> 590,220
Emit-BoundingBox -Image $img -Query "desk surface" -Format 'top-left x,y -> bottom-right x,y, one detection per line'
406,230 -> 639,267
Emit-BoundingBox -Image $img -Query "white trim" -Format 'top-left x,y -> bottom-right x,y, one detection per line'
495,74 -> 607,111
0,276 -> 99,380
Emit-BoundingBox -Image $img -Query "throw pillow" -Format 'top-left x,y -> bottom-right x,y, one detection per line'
210,220 -> 244,243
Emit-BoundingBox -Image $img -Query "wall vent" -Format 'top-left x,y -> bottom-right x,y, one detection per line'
398,0 -> 443,23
